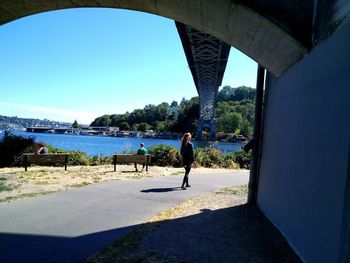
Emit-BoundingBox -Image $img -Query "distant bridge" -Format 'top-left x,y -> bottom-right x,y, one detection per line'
26,127 -> 76,134
176,22 -> 231,140
26,127 -> 105,135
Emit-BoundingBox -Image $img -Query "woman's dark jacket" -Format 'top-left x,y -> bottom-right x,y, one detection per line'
181,142 -> 194,165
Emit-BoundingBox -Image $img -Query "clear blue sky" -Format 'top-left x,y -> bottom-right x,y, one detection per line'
0,8 -> 257,124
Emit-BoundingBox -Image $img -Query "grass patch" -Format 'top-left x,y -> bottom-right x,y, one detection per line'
0,177 -> 7,181
0,191 -> 55,203
34,180 -> 49,185
170,171 -> 183,176
150,199 -> 199,223
0,182 -> 18,192
69,182 -> 91,188
79,167 -> 91,172
92,175 -> 102,183
17,171 -> 49,181
215,184 -> 248,195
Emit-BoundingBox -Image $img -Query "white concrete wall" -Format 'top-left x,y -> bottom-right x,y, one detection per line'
257,21 -> 350,262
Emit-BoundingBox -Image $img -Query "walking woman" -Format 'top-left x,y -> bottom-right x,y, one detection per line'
180,132 -> 195,190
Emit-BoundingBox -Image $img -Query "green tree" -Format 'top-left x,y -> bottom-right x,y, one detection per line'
217,112 -> 243,133
215,96 -> 255,136
110,114 -> 126,127
215,101 -> 234,116
128,109 -> 146,126
89,88 -> 255,138
240,121 -> 253,137
90,114 -> 111,127
232,86 -> 256,101
119,122 -> 130,131
170,96 -> 199,134
236,100 -> 255,125
72,120 -> 80,129
170,100 -> 178,107
137,122 -> 151,132
217,85 -> 256,102
217,85 -> 232,102
155,102 -> 170,121
155,120 -> 175,132
180,97 -> 188,107
144,104 -> 158,125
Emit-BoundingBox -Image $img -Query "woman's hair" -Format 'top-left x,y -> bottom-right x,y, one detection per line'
181,133 -> 192,146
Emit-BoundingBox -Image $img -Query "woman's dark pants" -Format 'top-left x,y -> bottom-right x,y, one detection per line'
182,163 -> 192,187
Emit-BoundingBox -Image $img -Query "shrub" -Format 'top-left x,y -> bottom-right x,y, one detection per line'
89,155 -> 112,166
232,150 -> 251,169
47,145 -> 63,153
46,146 -> 92,166
194,147 -> 223,168
67,151 -> 90,166
0,134 -> 36,167
219,154 -> 239,169
194,148 -> 213,167
148,144 -> 182,167
193,147 -> 250,169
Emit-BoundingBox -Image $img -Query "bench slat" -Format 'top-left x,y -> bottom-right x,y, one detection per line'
22,153 -> 69,171
115,154 -> 150,164
113,154 -> 151,171
25,155 -> 67,162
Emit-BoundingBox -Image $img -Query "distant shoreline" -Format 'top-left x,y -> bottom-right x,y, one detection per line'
6,131 -> 244,157
1,128 -> 248,144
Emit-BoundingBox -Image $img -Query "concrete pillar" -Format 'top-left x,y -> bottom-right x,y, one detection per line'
210,119 -> 217,141
197,118 -> 216,141
197,119 -> 204,141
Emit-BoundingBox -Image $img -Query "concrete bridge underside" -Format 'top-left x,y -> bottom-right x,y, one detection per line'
176,21 -> 230,140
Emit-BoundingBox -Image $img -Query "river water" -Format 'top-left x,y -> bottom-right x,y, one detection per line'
4,131 -> 243,156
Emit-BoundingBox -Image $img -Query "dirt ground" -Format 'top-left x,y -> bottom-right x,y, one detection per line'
0,165 -> 239,203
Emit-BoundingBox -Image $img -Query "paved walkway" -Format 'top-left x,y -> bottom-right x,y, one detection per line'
0,171 -> 248,263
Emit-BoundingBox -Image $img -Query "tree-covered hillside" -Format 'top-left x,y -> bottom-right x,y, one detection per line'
90,86 -> 255,137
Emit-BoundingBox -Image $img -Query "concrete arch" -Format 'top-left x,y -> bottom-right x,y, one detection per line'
0,0 -> 307,76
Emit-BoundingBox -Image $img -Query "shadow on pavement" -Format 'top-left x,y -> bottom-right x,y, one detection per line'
0,226 -> 134,263
140,187 -> 181,193
140,204 -> 302,263
0,205 -> 301,263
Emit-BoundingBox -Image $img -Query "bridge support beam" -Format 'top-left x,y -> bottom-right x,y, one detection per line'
197,118 -> 216,141
176,22 -> 230,141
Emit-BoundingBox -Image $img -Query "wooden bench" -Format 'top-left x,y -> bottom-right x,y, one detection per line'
113,154 -> 151,172
22,153 -> 69,171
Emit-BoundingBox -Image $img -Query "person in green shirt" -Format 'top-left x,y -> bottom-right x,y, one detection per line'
135,143 -> 148,172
